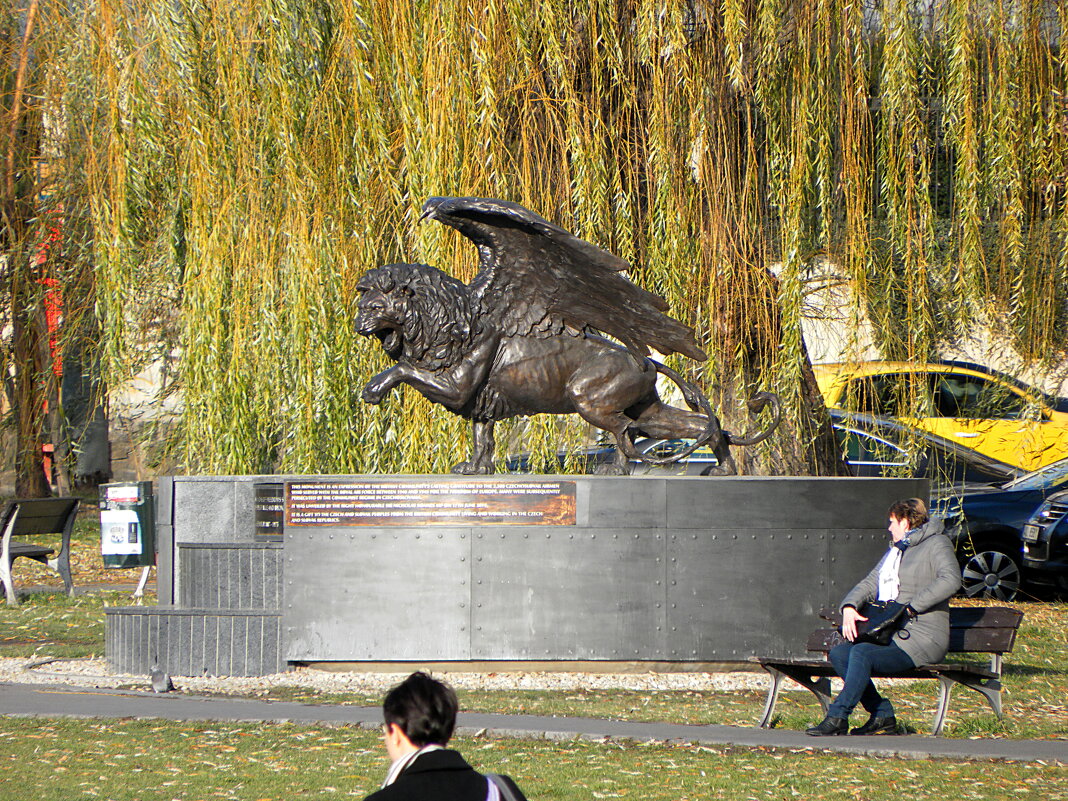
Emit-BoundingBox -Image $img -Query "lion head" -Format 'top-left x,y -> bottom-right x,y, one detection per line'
355,263 -> 476,371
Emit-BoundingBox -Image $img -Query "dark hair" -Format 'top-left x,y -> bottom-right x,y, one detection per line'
382,671 -> 458,747
888,497 -> 929,529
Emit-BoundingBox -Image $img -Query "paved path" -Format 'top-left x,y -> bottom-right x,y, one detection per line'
2,682 -> 1065,764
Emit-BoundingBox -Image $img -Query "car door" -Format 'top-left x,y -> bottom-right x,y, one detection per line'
922,372 -> 1068,471
833,423 -> 912,477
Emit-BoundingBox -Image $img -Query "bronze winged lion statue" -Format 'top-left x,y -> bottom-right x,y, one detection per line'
355,197 -> 781,475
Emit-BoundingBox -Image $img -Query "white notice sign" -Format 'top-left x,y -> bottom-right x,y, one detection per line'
100,510 -> 141,555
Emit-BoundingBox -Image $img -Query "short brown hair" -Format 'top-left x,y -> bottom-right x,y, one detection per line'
888,497 -> 929,529
382,671 -> 457,747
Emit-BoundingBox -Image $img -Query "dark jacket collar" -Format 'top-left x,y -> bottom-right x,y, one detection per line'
401,748 -> 473,776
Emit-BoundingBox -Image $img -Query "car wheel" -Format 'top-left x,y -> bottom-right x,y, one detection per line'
960,548 -> 1022,601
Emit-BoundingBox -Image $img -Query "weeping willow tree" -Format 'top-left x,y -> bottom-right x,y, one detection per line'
13,0 -> 1067,477
0,0 -> 106,495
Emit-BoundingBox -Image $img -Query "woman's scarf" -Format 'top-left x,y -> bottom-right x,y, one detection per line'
381,744 -> 444,787
877,529 -> 915,601
877,547 -> 903,601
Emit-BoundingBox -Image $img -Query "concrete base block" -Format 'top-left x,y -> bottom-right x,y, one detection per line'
106,607 -> 284,677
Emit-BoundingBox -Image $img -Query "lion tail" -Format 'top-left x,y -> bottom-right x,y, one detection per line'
723,391 -> 783,446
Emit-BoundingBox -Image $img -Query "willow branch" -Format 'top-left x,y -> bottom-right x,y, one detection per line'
5,0 -> 39,214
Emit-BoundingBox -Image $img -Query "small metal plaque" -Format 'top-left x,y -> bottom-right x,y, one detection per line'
285,480 -> 576,527
254,483 -> 285,540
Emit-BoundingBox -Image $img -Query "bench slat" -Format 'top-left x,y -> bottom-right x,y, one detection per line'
754,656 -> 999,683
9,544 -> 55,560
947,607 -> 1024,629
807,606 -> 1022,655
806,626 -> 1018,654
820,605 -> 1023,629
3,498 -> 80,537
949,627 -> 1018,653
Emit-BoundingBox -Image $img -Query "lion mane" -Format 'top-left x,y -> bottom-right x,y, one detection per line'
358,263 -> 477,373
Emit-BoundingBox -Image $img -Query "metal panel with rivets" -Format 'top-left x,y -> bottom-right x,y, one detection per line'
283,526 -> 473,661
470,527 -> 667,659
664,528 -> 884,660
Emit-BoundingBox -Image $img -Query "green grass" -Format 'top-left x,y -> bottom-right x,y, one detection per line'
0,590 -> 134,660
243,599 -> 1068,740
3,592 -> 1067,739
2,594 -> 1066,799
0,718 -> 1064,801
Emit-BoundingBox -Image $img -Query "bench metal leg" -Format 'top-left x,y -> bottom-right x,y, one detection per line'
47,552 -> 74,596
981,682 -> 1004,720
53,504 -> 76,596
797,674 -> 832,718
931,671 -> 1004,735
758,669 -> 786,728
133,566 -> 151,601
757,666 -> 833,728
1,510 -> 20,607
932,676 -> 954,736
0,556 -> 16,607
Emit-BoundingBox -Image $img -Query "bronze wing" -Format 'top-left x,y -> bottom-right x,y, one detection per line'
420,196 -> 707,361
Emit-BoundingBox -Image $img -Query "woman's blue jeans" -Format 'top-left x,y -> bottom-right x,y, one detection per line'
827,640 -> 915,720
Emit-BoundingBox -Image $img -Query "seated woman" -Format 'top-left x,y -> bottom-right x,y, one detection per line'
807,498 -> 962,736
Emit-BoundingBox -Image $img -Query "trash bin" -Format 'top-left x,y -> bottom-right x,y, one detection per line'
99,481 -> 156,569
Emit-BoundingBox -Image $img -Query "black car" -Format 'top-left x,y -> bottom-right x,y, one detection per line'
935,458 -> 1068,600
830,410 -> 1022,489
1021,490 -> 1068,593
504,436 -> 718,476
505,409 -> 1023,489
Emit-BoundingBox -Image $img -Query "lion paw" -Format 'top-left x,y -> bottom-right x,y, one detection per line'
451,460 -> 494,475
700,463 -> 737,477
361,382 -> 389,404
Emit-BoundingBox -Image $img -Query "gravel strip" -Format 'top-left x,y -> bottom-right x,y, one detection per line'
0,656 -> 775,696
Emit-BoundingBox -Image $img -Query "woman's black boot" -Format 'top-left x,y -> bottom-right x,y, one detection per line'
805,715 -> 849,736
850,715 -> 898,735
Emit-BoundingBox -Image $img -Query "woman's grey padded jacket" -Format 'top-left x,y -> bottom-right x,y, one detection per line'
840,518 -> 963,666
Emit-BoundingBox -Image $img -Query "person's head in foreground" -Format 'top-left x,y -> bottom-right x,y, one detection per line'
382,671 -> 457,760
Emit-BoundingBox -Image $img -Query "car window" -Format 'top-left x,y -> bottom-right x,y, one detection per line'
842,373 -> 932,417
842,375 -> 898,416
643,439 -> 690,460
930,373 -> 1030,420
835,427 -> 909,470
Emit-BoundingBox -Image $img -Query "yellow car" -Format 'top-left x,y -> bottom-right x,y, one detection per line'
814,361 -> 1068,472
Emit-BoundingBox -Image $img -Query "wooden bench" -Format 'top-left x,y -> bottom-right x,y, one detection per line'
0,498 -> 81,606
751,606 -> 1024,735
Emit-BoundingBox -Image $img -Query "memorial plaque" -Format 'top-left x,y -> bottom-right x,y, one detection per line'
254,483 -> 285,541
285,480 -> 576,526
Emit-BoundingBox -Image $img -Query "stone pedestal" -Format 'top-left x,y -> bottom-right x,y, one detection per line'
106,474 -> 925,677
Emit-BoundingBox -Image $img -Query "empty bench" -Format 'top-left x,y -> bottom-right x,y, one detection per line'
751,606 -> 1024,735
0,497 -> 80,606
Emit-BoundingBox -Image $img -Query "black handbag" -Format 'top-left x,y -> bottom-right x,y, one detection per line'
849,600 -> 910,646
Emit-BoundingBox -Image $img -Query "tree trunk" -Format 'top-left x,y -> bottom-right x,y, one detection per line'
12,291 -> 51,497
5,0 -> 51,498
